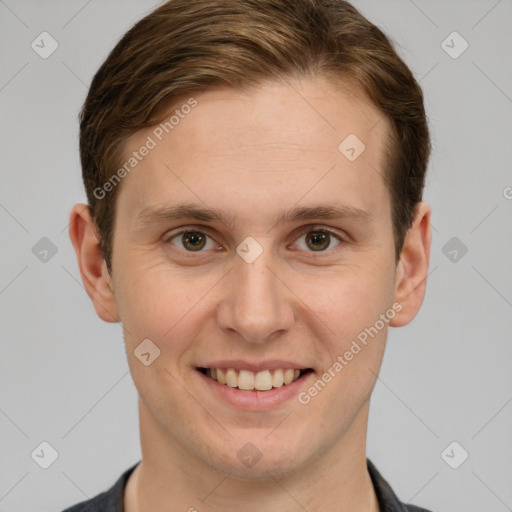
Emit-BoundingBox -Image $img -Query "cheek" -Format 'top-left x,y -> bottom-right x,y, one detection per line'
299,261 -> 394,347
115,263 -> 218,354
297,268 -> 392,420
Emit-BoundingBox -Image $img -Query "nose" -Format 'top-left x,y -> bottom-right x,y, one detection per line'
215,243 -> 295,344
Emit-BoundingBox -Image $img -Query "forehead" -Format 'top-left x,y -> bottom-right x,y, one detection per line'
116,77 -> 391,229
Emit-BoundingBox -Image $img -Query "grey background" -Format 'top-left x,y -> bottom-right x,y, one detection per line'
0,1 -> 511,511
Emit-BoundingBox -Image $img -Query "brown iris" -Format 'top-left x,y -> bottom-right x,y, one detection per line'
306,231 -> 331,251
181,231 -> 207,251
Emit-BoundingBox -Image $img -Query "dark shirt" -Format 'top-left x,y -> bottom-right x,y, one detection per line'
61,458 -> 433,512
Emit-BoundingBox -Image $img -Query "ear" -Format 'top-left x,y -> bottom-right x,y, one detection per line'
389,201 -> 431,327
68,203 -> 120,323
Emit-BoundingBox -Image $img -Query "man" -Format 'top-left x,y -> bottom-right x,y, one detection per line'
65,0 -> 433,510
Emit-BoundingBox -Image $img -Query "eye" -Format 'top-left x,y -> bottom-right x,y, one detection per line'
292,227 -> 343,252
165,229 -> 218,252
164,226 -> 344,255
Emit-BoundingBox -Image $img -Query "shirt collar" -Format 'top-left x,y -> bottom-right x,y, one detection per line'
107,458 -> 415,512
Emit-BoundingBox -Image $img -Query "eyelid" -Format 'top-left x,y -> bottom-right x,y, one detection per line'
163,225 -> 216,242
290,225 -> 345,253
296,224 -> 345,240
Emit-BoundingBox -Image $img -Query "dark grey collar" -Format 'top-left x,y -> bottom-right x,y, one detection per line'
62,458 -> 433,512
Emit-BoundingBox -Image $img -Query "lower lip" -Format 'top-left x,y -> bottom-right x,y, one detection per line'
197,370 -> 315,411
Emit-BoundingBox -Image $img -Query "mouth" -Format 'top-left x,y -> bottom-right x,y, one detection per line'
197,367 -> 314,391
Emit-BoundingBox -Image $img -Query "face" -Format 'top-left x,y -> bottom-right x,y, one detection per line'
105,77 -> 403,478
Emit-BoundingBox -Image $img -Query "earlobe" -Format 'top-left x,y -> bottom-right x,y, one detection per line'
68,203 -> 120,323
389,202 -> 431,327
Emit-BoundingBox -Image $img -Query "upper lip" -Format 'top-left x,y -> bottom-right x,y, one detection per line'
197,359 -> 312,372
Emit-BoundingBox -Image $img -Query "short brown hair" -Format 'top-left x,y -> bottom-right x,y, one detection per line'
79,0 -> 430,273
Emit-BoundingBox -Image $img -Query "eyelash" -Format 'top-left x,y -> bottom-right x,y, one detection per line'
163,225 -> 345,257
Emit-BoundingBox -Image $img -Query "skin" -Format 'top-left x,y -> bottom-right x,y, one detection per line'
69,77 -> 431,512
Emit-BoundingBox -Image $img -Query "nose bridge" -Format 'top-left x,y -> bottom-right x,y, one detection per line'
217,238 -> 294,343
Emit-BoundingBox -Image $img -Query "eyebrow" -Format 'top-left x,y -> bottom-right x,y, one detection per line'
135,202 -> 372,232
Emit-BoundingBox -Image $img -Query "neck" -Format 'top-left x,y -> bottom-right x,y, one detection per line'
125,400 -> 380,512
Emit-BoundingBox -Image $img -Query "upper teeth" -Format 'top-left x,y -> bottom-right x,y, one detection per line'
206,368 -> 301,391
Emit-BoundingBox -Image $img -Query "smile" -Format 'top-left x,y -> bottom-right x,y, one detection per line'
198,367 -> 313,391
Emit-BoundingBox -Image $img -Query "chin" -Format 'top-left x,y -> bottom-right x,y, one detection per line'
198,433 -> 313,481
